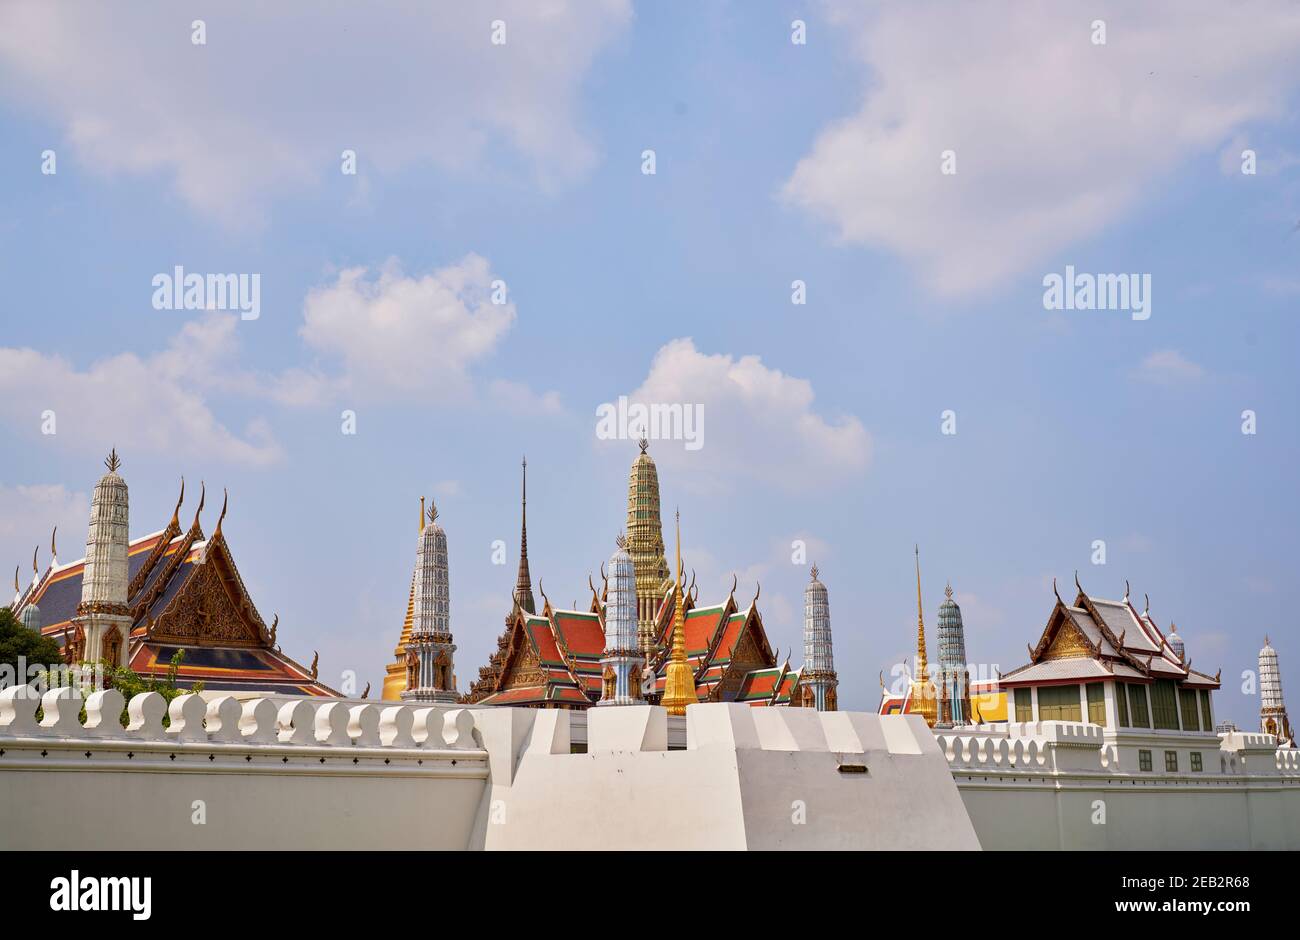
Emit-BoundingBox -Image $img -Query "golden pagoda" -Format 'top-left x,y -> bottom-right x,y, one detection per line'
661,509 -> 698,717
382,497 -> 425,701
627,440 -> 671,660
909,545 -> 938,727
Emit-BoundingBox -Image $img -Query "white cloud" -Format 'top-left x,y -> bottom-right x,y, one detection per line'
299,254 -> 516,402
0,319 -> 282,466
1136,349 -> 1205,385
0,0 -> 631,223
607,338 -> 870,490
0,484 -> 89,588
488,379 -> 564,416
783,1 -> 1300,296
0,254 -> 532,466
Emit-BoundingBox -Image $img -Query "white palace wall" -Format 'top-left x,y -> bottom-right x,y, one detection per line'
4,684 -> 1300,850
936,722 -> 1300,850
0,685 -> 486,850
469,703 -> 978,850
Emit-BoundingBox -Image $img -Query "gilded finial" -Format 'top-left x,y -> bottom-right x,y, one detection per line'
104,448 -> 121,473
638,438 -> 649,454
213,488 -> 228,539
615,532 -> 627,550
811,563 -> 819,582
310,651 -> 319,680
1144,593 -> 1150,615
361,681 -> 371,699
269,614 -> 278,647
1053,577 -> 1062,604
13,565 -> 19,594
32,545 -> 38,575
420,496 -> 426,532
1124,579 -> 1130,601
191,481 -> 206,531
945,580 -> 953,600
752,581 -> 761,606
428,498 -> 438,524
729,573 -> 737,596
1074,569 -> 1083,595
170,478 -> 185,528
50,526 -> 57,561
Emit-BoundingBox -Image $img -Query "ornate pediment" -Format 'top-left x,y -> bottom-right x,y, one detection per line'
502,641 -> 545,690
147,542 -> 265,647
1043,618 -> 1092,660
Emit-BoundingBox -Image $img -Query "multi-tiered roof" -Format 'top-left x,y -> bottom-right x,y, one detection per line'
999,578 -> 1220,691
12,478 -> 334,696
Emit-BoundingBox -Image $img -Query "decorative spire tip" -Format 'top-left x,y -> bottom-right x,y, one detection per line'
104,448 -> 121,473
638,438 -> 649,454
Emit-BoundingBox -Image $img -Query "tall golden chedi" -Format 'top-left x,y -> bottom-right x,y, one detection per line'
382,497 -> 427,700
661,509 -> 698,717
627,439 -> 671,660
909,545 -> 938,727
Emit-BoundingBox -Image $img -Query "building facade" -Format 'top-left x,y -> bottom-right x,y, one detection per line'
466,443 -> 830,710
1259,636 -> 1293,745
10,453 -> 334,695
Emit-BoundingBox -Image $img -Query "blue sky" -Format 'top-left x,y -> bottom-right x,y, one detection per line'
1,1 -> 1298,724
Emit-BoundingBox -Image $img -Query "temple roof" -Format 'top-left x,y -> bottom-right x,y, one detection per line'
14,495 -> 336,697
999,583 -> 1220,691
475,585 -> 795,709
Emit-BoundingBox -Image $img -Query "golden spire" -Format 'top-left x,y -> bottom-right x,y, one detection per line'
909,544 -> 937,727
420,496 -> 426,533
661,508 -> 697,716
914,545 -> 927,677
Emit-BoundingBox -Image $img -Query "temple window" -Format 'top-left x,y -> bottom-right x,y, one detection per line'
1138,749 -> 1152,772
1036,684 -> 1082,722
1014,687 -> 1033,722
1190,752 -> 1203,772
1178,687 -> 1200,732
1128,684 -> 1151,728
1116,682 -> 1130,726
1198,689 -> 1212,729
102,630 -> 121,667
1164,750 -> 1178,772
1086,682 -> 1106,726
1150,680 -> 1180,730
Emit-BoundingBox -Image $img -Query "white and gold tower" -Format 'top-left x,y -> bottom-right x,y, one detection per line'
401,500 -> 458,703
72,449 -> 132,667
800,564 -> 837,711
1260,636 -> 1293,745
598,534 -> 644,706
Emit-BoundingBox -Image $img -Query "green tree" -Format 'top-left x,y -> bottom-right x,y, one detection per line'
0,605 -> 65,685
98,650 -> 203,725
